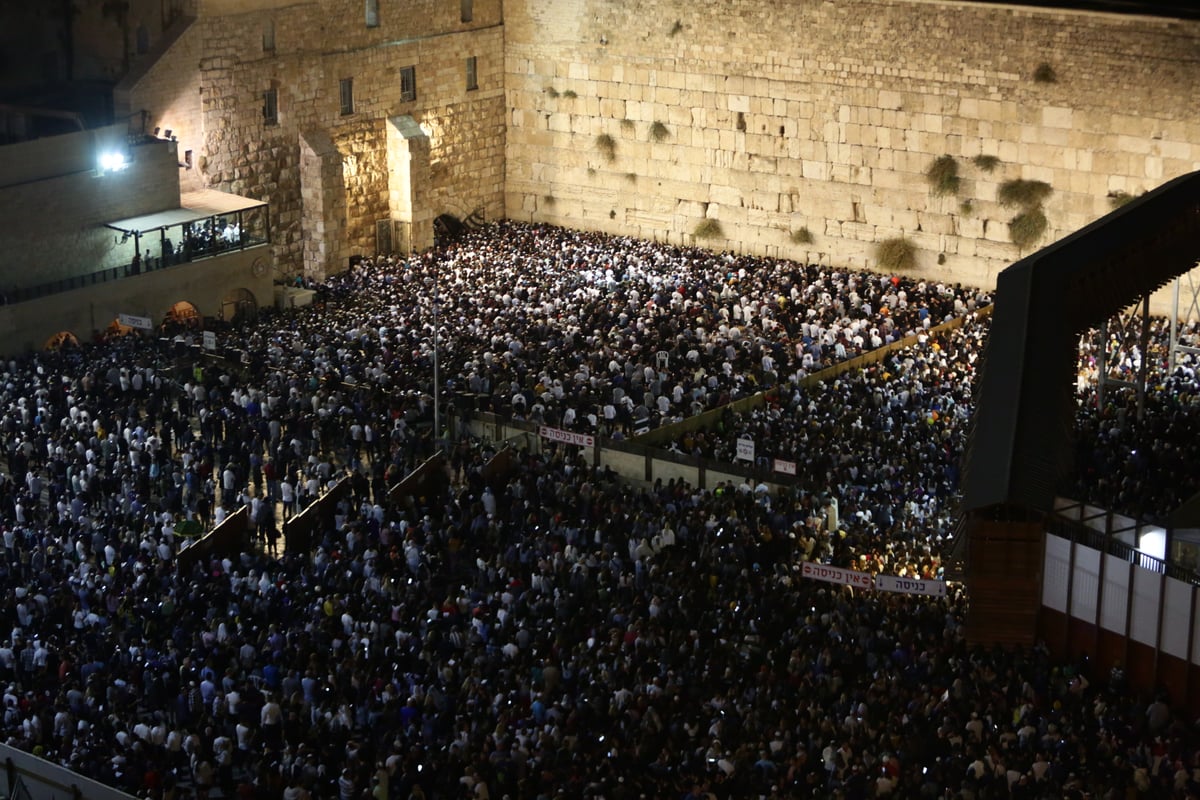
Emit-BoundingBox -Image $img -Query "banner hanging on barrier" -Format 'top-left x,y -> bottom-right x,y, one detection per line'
538,425 -> 594,448
874,574 -> 948,597
800,561 -> 874,590
800,563 -> 948,597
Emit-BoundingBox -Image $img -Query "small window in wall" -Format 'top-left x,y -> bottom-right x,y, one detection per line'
262,19 -> 276,52
400,66 -> 416,102
136,24 -> 149,55
466,56 -> 478,91
340,78 -> 354,115
365,0 -> 379,27
263,88 -> 279,126
461,0 -> 473,23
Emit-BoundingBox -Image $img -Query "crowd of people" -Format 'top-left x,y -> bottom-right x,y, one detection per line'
0,221 -> 1198,800
1068,318 -> 1200,524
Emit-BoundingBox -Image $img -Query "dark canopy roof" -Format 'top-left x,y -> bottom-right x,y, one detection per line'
962,171 -> 1200,514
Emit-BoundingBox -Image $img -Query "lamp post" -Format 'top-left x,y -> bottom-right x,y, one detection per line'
432,264 -> 440,450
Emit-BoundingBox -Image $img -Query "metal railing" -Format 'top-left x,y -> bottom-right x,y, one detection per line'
2,238 -> 268,306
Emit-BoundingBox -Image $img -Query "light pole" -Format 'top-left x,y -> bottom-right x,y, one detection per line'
432,263 -> 440,449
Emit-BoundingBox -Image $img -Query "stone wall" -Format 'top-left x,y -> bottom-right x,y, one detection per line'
0,247 -> 273,355
505,0 -> 1200,290
0,134 -> 181,287
123,0 -> 507,278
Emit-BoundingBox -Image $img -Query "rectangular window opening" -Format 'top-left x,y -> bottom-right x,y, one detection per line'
365,0 -> 379,28
340,77 -> 355,115
263,88 -> 278,126
461,0 -> 474,23
466,56 -> 478,91
262,20 -> 276,52
400,66 -> 416,102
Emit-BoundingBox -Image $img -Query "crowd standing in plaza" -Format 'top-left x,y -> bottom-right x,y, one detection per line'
0,222 -> 1198,800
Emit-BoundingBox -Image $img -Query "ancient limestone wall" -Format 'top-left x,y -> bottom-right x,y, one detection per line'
505,0 -> 1200,290
126,0 -> 506,277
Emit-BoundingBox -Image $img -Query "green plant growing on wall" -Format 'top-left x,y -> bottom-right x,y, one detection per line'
542,195 -> 556,208
562,89 -> 578,99
649,121 -> 670,142
1108,190 -> 1137,209
998,179 -> 1053,208
694,219 -> 723,239
1033,62 -> 1058,83
937,253 -> 947,265
958,199 -> 974,216
668,20 -> 683,37
625,172 -> 638,183
972,154 -> 1000,173
620,118 -> 635,133
925,155 -> 960,197
587,167 -> 596,177
1009,208 -> 1048,249
544,86 -> 559,98
876,237 -> 916,271
790,227 -> 814,244
596,133 -> 617,162
609,209 -> 617,219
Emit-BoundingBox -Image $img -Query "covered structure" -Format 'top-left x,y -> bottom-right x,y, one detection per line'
105,188 -> 270,270
958,171 -> 1200,649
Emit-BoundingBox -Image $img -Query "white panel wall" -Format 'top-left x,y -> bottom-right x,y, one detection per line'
1043,534 -> 1072,613
1071,546 -> 1101,621
1130,568 -> 1163,647
1161,577 -> 1194,659
1100,553 -> 1130,633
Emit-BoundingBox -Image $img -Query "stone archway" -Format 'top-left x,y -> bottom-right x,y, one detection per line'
221,288 -> 258,325
162,300 -> 201,333
44,331 -> 80,350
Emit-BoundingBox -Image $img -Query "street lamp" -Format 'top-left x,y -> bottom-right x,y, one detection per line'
432,264 -> 440,449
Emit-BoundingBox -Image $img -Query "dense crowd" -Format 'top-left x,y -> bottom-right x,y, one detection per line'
1068,319 -> 1200,524
0,222 -> 1199,800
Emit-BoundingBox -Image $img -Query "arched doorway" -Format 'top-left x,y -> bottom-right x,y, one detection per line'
102,318 -> 137,342
162,300 -> 201,334
44,331 -> 80,350
221,288 -> 258,325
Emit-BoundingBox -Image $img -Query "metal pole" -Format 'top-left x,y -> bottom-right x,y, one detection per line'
1171,277 -> 1180,372
1136,294 -> 1150,422
433,263 -> 440,448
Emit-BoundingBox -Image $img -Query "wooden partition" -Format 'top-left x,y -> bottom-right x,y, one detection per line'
176,506 -> 249,575
963,507 -> 1045,648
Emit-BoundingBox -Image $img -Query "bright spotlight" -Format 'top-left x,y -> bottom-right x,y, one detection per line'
99,151 -> 128,173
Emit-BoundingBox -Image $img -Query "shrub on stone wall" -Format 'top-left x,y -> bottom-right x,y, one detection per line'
1033,63 -> 1058,83
1108,190 -> 1138,209
562,89 -> 578,99
959,199 -> 974,216
1009,208 -> 1048,249
620,118 -> 635,133
790,227 -> 814,244
649,121 -> 670,142
596,133 -> 617,162
875,237 -> 916,271
544,86 -> 559,98
694,219 -> 723,239
669,20 -> 683,37
998,179 -> 1053,208
972,154 -> 1000,173
925,155 -> 960,197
